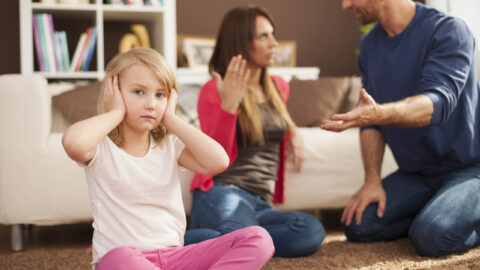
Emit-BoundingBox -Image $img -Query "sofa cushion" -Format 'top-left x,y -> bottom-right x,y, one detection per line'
52,81 -> 102,123
338,76 -> 362,113
287,76 -> 352,127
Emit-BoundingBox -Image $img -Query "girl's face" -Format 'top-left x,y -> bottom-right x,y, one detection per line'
119,64 -> 168,135
248,16 -> 278,68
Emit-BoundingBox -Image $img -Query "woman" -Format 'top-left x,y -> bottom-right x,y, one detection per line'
188,5 -> 325,257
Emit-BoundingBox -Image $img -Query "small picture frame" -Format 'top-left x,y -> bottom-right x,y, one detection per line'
177,34 -> 216,68
273,40 -> 297,67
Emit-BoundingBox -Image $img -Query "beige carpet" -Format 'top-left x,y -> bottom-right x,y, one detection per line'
2,231 -> 480,270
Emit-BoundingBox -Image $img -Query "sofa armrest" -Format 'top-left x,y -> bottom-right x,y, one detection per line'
0,74 -> 91,225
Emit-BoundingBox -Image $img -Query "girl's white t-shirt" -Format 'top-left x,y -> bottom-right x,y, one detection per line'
83,135 -> 186,264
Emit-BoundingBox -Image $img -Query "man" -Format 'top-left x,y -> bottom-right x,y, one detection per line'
321,0 -> 480,257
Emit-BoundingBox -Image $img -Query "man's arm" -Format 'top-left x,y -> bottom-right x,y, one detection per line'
342,128 -> 387,226
321,89 -> 434,132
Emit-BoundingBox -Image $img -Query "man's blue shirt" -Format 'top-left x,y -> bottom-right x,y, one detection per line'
359,3 -> 480,176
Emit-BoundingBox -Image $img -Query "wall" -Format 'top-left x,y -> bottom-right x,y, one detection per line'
0,1 -> 20,75
0,0 -> 425,76
177,0 -> 362,76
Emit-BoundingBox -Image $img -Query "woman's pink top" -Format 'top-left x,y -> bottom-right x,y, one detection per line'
190,76 -> 290,203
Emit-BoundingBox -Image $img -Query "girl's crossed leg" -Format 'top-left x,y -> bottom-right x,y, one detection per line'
96,226 -> 274,270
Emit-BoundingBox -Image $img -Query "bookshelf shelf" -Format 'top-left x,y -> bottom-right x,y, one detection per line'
31,3 -> 97,11
176,67 -> 321,85
102,4 -> 164,12
20,0 -> 177,81
35,71 -> 99,79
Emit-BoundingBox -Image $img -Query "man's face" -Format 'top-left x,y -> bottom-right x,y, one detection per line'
342,0 -> 379,25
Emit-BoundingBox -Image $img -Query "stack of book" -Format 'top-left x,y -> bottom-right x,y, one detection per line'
33,13 -> 97,73
69,26 -> 97,72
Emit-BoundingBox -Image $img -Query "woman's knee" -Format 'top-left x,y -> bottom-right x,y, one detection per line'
296,213 -> 325,249
269,212 -> 324,257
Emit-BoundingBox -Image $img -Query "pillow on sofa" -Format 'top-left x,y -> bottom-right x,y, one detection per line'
52,81 -> 101,123
338,76 -> 362,113
287,76 -> 352,127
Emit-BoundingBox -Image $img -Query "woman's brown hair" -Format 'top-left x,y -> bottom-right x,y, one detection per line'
209,5 -> 295,146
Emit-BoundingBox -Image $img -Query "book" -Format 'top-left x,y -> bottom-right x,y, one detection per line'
82,26 -> 97,71
60,31 -> 70,73
32,14 -> 45,71
69,32 -> 86,72
36,14 -> 50,72
54,32 -> 64,72
48,15 -> 63,72
41,13 -> 57,72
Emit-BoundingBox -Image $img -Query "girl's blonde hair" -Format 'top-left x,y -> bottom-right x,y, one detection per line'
210,5 -> 295,145
97,47 -> 178,147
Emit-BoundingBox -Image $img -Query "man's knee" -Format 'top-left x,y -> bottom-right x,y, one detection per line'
409,219 -> 448,257
344,220 -> 386,242
409,215 -> 471,257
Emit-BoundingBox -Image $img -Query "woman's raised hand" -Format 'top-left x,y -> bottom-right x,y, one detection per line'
211,55 -> 251,113
104,75 -> 126,116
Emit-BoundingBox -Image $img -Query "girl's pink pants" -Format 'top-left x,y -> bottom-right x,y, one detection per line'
96,226 -> 274,270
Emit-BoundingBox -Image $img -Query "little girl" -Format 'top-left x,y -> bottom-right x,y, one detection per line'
62,47 -> 274,270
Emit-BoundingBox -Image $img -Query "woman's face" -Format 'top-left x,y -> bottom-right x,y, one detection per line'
248,16 -> 278,68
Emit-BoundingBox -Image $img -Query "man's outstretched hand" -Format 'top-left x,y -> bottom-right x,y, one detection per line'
321,88 -> 382,132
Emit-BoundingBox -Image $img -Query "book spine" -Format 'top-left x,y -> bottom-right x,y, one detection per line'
32,14 -> 45,71
83,26 -> 97,71
54,32 -> 64,72
70,32 -> 86,72
47,14 -> 61,71
47,14 -> 59,72
36,14 -> 50,72
60,31 -> 70,73
42,14 -> 57,73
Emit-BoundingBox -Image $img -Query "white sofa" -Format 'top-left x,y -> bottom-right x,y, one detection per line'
0,74 -> 397,251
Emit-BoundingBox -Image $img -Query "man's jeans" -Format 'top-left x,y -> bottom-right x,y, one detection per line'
344,162 -> 480,257
187,182 -> 325,257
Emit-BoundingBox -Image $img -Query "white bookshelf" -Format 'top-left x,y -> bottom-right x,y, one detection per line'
19,0 -> 177,80
176,67 -> 320,85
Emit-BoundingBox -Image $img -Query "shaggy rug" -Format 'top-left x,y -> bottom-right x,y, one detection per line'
2,231 -> 479,270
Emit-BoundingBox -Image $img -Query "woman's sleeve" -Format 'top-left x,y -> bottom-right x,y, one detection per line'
197,80 -> 239,161
272,75 -> 290,102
